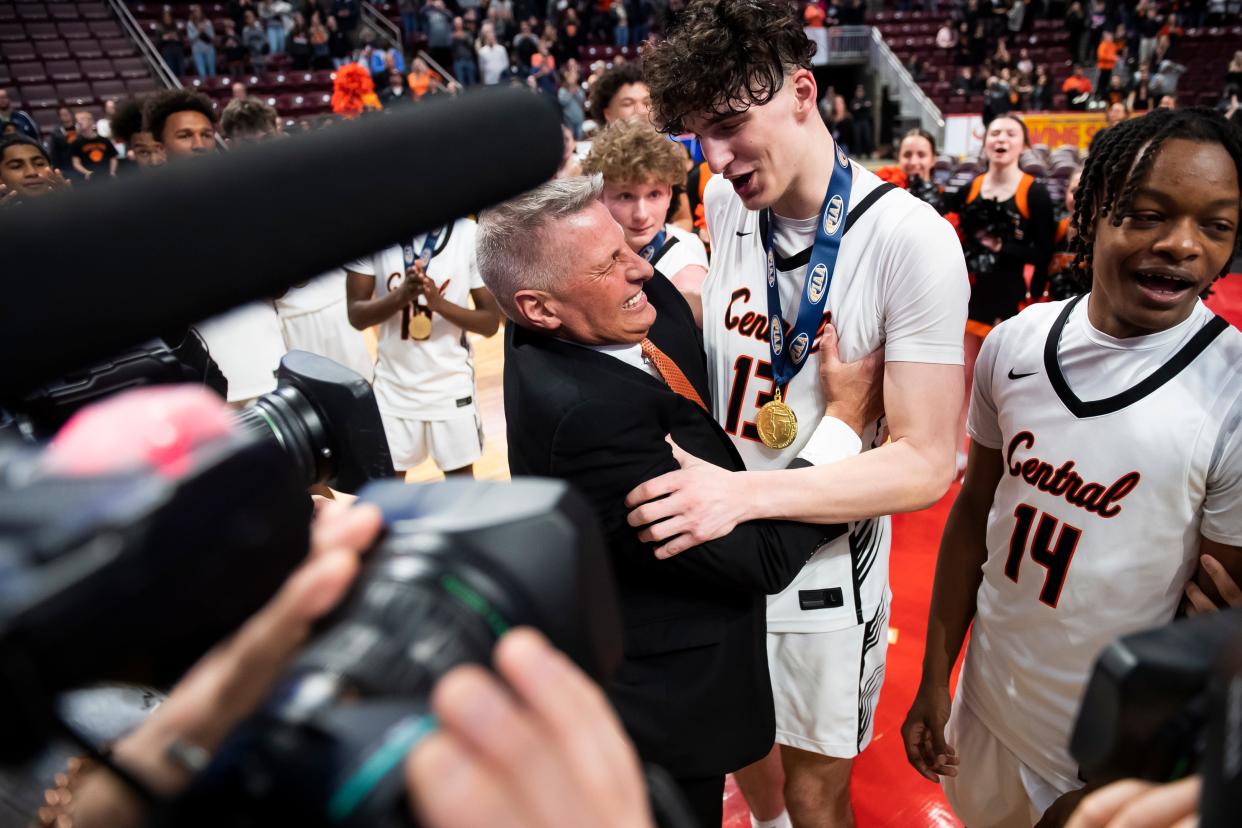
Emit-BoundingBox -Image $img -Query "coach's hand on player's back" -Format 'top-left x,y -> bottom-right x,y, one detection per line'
818,324 -> 885,437
901,683 -> 959,782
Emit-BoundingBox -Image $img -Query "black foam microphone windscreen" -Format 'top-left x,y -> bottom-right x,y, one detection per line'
0,87 -> 563,394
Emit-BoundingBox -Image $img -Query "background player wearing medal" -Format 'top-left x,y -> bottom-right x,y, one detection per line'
583,118 -> 710,325
903,106 -> 1242,828
637,2 -> 969,826
345,219 -> 501,478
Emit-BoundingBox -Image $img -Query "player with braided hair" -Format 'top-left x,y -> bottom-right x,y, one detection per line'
904,106 -> 1242,827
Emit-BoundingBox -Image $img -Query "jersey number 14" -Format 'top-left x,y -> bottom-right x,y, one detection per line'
1005,503 -> 1082,609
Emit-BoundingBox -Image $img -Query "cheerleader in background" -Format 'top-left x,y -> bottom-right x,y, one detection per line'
946,115 -> 1055,474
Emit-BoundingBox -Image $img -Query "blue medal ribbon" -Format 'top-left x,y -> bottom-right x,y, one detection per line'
403,226 -> 446,270
763,149 -> 853,390
639,228 -> 668,262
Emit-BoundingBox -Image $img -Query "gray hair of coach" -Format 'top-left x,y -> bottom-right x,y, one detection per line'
476,174 -> 604,320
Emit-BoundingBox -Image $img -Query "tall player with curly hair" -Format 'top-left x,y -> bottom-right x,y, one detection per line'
632,1 -> 969,825
903,107 -> 1242,827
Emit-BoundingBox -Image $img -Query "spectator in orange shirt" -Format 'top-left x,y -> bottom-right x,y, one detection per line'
407,57 -> 443,100
1062,64 -> 1093,110
1096,29 -> 1119,98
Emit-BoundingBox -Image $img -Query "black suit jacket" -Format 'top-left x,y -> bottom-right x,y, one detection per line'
504,273 -> 844,778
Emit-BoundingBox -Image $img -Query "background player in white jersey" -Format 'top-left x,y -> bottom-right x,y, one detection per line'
638,2 -> 969,825
582,118 -> 710,324
345,218 -> 500,478
275,268 -> 374,382
902,107 -> 1242,827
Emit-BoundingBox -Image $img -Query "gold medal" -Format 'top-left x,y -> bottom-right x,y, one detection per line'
755,389 -> 798,449
408,310 -> 433,340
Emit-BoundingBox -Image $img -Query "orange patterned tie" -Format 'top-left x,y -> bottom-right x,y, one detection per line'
640,338 -> 709,412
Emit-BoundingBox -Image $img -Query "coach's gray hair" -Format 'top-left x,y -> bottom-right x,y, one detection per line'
476,174 -> 604,320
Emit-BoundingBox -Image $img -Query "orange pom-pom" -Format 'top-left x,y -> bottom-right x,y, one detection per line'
332,64 -> 382,118
874,166 -> 908,189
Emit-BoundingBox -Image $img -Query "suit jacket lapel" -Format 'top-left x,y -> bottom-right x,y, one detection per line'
644,276 -> 714,407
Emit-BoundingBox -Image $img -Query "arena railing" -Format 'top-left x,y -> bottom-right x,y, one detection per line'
361,2 -> 403,51
360,1 -> 460,90
868,26 -> 944,145
104,0 -> 182,90
820,25 -> 873,64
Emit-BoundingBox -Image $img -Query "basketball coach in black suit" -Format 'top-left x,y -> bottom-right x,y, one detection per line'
476,176 -> 877,826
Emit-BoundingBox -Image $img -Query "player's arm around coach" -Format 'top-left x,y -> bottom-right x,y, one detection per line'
624,328 -> 962,557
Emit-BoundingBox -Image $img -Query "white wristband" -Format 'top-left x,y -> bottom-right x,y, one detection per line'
795,416 -> 863,466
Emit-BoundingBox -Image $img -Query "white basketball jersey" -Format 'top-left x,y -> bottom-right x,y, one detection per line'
701,166 -> 969,632
195,300 -> 287,403
960,296 -> 1242,790
345,218 -> 484,420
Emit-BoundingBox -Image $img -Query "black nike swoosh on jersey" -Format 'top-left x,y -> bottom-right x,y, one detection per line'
1008,369 -> 1038,380
736,231 -> 753,237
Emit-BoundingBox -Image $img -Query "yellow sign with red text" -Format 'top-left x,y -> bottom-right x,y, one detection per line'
1020,112 -> 1108,153
944,112 -> 1110,158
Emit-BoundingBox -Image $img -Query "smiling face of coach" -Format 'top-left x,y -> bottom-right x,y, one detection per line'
476,175 -> 659,346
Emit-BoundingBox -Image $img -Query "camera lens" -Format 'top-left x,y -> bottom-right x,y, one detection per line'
233,383 -> 332,488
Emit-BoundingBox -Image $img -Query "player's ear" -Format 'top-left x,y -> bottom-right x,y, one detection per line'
513,289 -> 562,333
790,69 -> 818,122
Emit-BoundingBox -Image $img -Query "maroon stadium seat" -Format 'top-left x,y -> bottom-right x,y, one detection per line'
46,60 -> 83,81
48,3 -> 77,20
91,78 -> 126,99
77,2 -> 110,19
80,58 -> 116,80
57,81 -> 94,106
72,38 -> 103,58
34,38 -> 71,59
12,61 -> 49,84
22,84 -> 59,109
87,20 -> 121,38
100,37 -> 135,58
125,76 -> 157,94
28,21 -> 62,39
57,20 -> 90,38
2,40 -> 38,61
32,107 -> 61,129
273,93 -> 298,113
113,57 -> 147,79
0,5 -> 16,21
17,4 -> 51,21
200,75 -> 232,93
0,23 -> 25,40
0,64 -> 10,85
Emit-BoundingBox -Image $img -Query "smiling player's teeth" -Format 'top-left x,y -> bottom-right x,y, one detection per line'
623,292 -> 642,309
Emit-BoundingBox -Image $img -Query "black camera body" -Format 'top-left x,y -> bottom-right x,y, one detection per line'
162,478 -> 623,828
1071,609 -> 1242,826
0,431 -> 312,762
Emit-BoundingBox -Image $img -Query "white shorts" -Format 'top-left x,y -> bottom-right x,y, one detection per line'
767,596 -> 889,758
942,697 -> 1075,828
381,409 -> 483,472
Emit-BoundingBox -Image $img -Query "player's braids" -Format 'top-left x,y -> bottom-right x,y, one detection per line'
1069,107 -> 1242,288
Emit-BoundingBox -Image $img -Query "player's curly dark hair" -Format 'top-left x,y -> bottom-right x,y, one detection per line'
642,0 -> 815,134
1068,106 -> 1242,291
588,62 -> 646,126
108,97 -> 147,145
144,88 -> 216,144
